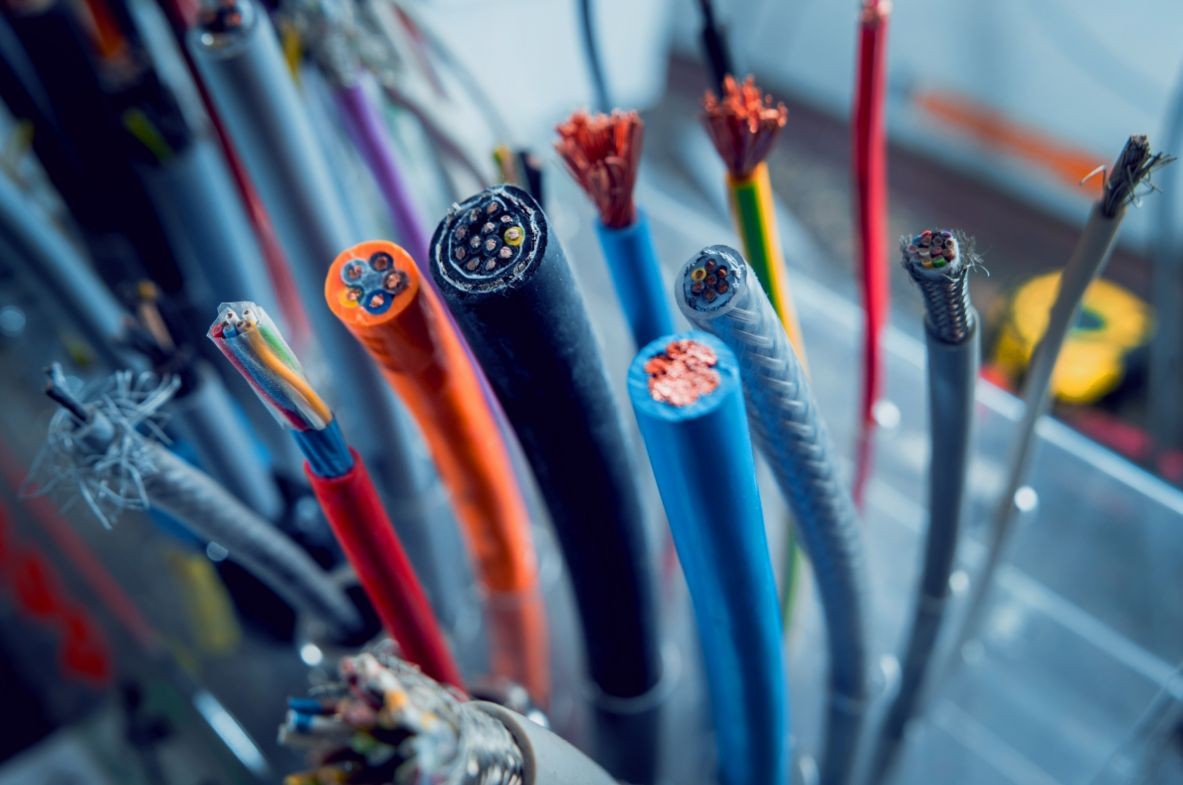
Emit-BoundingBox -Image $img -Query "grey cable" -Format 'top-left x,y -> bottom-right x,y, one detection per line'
948,136 -> 1174,667
677,244 -> 870,785
1149,64 -> 1183,459
32,369 -> 362,639
868,232 -> 980,784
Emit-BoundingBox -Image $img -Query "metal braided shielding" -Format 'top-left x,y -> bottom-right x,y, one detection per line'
904,262 -> 974,345
678,245 -> 869,785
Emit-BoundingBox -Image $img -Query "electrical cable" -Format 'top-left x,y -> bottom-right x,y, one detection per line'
1149,61 -> 1183,459
0,172 -> 128,368
32,365 -> 362,640
867,230 -> 979,784
850,0 -> 890,508
556,109 -> 675,349
326,240 -> 548,704
430,184 -> 662,784
280,643 -> 616,785
576,0 -> 609,113
628,332 -> 788,785
702,74 -> 806,628
947,135 -> 1174,668
677,245 -> 870,785
209,302 -> 464,688
694,0 -> 734,93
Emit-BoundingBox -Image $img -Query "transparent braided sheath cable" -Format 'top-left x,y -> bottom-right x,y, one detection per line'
678,245 -> 869,785
143,441 -> 361,636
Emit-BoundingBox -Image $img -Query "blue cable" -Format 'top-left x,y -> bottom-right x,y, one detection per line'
628,331 -> 787,785
595,210 -> 675,348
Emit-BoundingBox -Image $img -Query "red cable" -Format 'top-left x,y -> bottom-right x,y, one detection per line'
305,450 -> 463,689
851,0 -> 890,508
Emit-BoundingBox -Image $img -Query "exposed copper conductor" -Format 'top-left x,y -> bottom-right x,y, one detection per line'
555,110 -> 642,229
645,339 -> 721,407
702,75 -> 788,179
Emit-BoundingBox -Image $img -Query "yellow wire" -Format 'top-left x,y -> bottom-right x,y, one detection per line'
242,327 -> 333,425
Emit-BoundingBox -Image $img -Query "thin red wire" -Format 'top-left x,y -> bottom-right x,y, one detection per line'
306,451 -> 463,690
851,0 -> 890,508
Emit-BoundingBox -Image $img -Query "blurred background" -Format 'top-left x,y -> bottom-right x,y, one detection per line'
0,0 -> 1180,783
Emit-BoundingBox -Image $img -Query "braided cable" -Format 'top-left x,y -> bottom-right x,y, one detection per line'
677,245 -> 870,785
899,231 -> 975,345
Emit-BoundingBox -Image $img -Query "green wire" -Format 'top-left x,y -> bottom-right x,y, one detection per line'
730,176 -> 804,630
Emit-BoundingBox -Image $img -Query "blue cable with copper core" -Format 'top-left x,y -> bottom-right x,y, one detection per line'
677,245 -> 870,785
628,331 -> 787,785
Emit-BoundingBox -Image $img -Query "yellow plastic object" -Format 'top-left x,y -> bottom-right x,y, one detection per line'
994,272 -> 1150,404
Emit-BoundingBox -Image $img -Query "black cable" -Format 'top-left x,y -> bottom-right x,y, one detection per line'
577,0 -> 610,112
696,0 -> 734,92
430,185 -> 661,784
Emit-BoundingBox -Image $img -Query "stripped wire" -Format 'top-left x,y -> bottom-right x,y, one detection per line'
677,245 -> 869,785
281,643 -> 521,785
28,365 -> 361,638
555,110 -> 674,347
946,136 -> 1174,673
868,229 -> 979,784
209,303 -> 464,689
702,74 -> 806,627
851,0 -> 891,507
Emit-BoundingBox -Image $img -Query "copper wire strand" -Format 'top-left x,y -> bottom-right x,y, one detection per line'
644,339 -> 720,407
702,75 -> 788,179
554,109 -> 642,229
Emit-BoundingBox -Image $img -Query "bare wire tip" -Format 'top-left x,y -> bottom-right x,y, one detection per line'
554,109 -> 643,229
1099,134 -> 1176,217
702,75 -> 788,178
44,364 -> 90,424
645,339 -> 720,406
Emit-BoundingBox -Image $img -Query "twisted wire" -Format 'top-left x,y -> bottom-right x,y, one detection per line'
678,245 -> 869,785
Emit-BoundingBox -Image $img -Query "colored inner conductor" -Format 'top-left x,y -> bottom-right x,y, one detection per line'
645,339 -> 721,407
338,250 -> 411,315
683,246 -> 741,314
902,228 -> 958,270
440,190 -> 535,286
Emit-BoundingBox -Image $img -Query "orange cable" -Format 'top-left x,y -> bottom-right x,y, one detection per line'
326,241 -> 548,703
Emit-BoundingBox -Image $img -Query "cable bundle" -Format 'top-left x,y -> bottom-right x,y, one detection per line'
628,333 -> 787,785
677,245 -> 869,785
325,241 -> 548,703
851,0 -> 891,506
948,135 -> 1174,664
556,110 -> 675,349
869,230 -> 979,782
209,302 -> 462,688
429,184 -> 662,784
31,366 -> 360,639
281,642 -> 616,785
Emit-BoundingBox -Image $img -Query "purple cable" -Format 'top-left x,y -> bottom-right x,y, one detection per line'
335,77 -> 432,264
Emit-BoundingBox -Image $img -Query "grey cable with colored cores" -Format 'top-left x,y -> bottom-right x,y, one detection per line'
677,244 -> 870,785
868,230 -> 979,784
